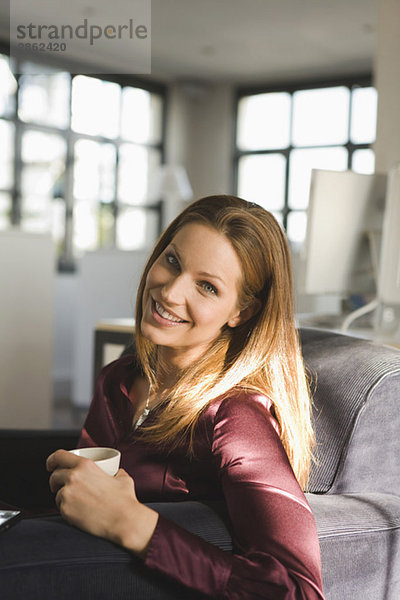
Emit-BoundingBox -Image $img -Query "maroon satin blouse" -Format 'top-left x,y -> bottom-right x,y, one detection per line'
79,355 -> 325,599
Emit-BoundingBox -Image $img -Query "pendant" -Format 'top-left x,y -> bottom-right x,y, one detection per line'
135,406 -> 150,429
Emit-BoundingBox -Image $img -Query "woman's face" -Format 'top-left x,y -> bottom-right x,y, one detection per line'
141,222 -> 244,368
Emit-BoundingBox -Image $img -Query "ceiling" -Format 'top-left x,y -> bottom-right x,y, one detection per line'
0,0 -> 378,84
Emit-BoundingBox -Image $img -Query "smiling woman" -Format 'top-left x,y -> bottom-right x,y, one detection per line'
46,195 -> 325,599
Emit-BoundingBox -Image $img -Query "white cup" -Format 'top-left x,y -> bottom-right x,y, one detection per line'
69,447 -> 121,476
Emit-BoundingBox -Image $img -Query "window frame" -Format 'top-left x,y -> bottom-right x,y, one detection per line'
0,41 -> 167,271
233,74 -> 374,234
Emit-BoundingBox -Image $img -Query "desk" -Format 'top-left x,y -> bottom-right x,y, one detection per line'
93,319 -> 135,386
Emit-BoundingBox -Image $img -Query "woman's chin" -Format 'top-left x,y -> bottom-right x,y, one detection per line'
140,319 -> 169,346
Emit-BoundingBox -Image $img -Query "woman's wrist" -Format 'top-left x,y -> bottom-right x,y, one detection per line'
113,503 -> 159,559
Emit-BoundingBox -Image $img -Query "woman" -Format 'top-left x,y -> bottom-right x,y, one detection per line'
47,195 -> 325,599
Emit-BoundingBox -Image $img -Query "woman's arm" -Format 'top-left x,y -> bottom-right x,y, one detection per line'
142,393 -> 325,599
46,448 -> 308,599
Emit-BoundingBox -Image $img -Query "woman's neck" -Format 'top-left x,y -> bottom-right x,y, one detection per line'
156,344 -> 207,376
155,365 -> 179,393
156,345 -> 187,379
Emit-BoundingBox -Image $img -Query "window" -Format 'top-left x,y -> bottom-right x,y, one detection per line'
235,79 -> 377,244
0,52 -> 166,269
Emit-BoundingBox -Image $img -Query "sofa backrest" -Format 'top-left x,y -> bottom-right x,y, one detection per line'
300,327 -> 400,495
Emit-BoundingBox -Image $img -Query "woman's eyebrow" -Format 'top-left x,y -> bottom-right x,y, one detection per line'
169,243 -> 180,259
198,270 -> 226,285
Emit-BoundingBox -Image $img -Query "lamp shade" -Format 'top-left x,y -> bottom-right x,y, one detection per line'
149,164 -> 193,202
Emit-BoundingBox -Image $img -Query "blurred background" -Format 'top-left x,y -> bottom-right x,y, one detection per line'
0,0 -> 399,429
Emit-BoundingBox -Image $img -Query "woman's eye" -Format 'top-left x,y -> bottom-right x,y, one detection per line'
165,253 -> 179,269
201,281 -> 217,295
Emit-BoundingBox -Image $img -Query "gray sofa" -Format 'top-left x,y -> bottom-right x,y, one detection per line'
0,327 -> 399,599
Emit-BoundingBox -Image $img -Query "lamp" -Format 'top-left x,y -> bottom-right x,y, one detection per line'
149,164 -> 193,229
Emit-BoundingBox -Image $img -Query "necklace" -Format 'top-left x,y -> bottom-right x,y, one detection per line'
133,383 -> 152,430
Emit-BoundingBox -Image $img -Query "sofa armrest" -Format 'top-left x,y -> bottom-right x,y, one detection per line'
0,429 -> 80,509
300,328 -> 400,495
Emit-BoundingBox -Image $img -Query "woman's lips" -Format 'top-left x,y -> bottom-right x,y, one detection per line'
151,298 -> 188,326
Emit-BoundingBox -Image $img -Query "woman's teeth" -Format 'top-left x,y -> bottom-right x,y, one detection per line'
155,301 -> 185,323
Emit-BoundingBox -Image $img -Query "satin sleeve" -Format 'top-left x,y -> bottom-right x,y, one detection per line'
144,393 -> 325,599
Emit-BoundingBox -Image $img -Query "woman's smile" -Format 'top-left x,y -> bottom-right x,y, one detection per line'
151,298 -> 188,326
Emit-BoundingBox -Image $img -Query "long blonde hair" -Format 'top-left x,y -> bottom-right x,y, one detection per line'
135,195 -> 314,490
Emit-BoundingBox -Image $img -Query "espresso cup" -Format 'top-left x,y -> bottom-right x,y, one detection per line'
69,447 -> 121,476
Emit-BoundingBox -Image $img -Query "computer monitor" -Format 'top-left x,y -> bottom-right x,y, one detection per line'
302,169 -> 387,300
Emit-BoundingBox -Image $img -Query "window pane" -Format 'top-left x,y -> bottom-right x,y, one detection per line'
287,210 -> 307,244
271,211 -> 284,228
21,129 -> 66,163
121,88 -> 163,144
0,192 -> 11,229
21,130 -> 66,232
352,149 -> 375,174
350,87 -> 377,144
51,197 -> 66,254
118,145 -> 161,205
0,119 -> 15,188
23,198 -> 66,252
73,140 -> 117,253
237,93 -> 291,150
71,76 -> 120,138
117,207 -> 159,250
288,147 -> 348,209
292,86 -> 350,146
0,55 -> 17,117
73,140 -> 116,202
73,200 -> 98,253
19,70 -> 70,129
237,153 -> 286,210
98,203 -> 115,248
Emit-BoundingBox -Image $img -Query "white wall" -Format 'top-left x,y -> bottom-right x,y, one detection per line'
374,0 -> 400,172
372,0 -> 400,338
0,231 -> 54,428
53,273 -> 78,387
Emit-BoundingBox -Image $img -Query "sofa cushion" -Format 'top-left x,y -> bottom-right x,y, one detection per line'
307,492 -> 400,600
0,501 -> 231,600
2,495 -> 400,600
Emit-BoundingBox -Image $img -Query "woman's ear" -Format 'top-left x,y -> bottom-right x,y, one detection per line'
227,298 -> 262,328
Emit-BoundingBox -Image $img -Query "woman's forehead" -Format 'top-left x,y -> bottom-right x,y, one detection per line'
169,222 -> 243,286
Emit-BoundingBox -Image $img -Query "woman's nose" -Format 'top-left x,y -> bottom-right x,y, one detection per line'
160,274 -> 186,305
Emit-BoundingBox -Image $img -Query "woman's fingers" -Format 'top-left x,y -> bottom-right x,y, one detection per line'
48,467 -> 76,494
114,468 -> 132,482
54,486 -> 65,511
47,451 -> 100,497
46,448 -> 82,472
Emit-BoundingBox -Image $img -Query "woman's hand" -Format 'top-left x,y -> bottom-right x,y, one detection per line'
46,449 -> 158,558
